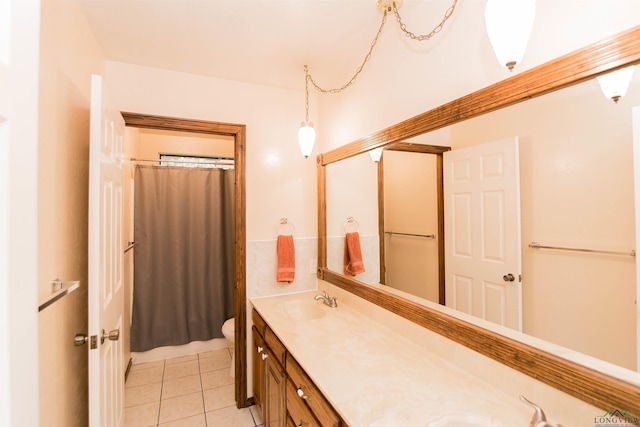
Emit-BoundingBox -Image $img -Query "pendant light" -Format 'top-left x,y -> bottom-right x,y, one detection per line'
298,65 -> 316,158
484,0 -> 536,71
596,66 -> 635,103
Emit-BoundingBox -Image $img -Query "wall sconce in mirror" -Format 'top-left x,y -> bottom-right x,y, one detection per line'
596,65 -> 636,103
484,0 -> 536,71
369,147 -> 383,162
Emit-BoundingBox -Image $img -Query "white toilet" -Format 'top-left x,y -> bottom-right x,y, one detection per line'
221,317 -> 235,378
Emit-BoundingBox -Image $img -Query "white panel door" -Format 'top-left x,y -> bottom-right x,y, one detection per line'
632,105 -> 640,372
88,74 -> 125,427
444,138 -> 522,331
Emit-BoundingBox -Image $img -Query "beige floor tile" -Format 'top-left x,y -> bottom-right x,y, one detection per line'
164,360 -> 200,380
125,381 -> 163,407
165,354 -> 198,366
198,348 -> 229,360
131,360 -> 165,372
125,401 -> 159,427
161,374 -> 202,400
199,354 -> 231,373
203,384 -> 235,412
158,391 -> 204,424
127,366 -> 165,388
205,406 -> 255,427
201,368 -> 234,390
249,405 -> 263,426
158,413 -> 206,427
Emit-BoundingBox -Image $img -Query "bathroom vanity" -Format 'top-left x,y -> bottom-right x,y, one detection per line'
252,306 -> 344,426
250,289 -> 553,426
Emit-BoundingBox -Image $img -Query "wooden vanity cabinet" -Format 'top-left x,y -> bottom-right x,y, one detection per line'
252,309 -> 345,427
253,310 -> 286,427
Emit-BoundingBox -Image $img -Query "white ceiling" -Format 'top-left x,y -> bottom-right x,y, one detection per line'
79,0 -> 464,90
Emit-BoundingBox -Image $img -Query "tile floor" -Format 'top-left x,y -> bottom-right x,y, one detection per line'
125,347 -> 263,427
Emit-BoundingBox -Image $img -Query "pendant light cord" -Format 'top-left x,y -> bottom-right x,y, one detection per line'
305,0 -> 458,95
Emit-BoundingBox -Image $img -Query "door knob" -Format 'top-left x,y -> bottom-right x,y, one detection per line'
74,334 -> 88,346
101,328 -> 120,344
503,273 -> 515,282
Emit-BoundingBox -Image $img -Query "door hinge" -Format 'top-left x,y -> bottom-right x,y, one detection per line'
90,335 -> 98,349
519,274 -> 522,283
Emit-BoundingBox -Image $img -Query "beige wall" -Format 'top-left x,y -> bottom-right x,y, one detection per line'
449,78 -> 639,370
37,0 -> 105,425
137,128 -> 234,160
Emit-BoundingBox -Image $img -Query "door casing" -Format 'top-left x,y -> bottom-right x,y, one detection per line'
121,112 -> 249,407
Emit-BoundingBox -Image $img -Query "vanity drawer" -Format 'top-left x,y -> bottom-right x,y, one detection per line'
286,354 -> 341,427
264,326 -> 287,368
252,309 -> 267,337
286,378 -> 320,427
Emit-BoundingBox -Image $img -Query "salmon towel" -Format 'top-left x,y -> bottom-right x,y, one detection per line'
277,234 -> 295,283
344,232 -> 365,276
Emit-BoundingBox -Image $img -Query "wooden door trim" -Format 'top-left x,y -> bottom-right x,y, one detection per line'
121,112 -> 249,408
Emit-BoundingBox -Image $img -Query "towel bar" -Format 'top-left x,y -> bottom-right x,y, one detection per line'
529,242 -> 635,257
385,231 -> 436,239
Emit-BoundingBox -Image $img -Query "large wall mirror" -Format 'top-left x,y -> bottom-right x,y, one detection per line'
318,26 -> 640,414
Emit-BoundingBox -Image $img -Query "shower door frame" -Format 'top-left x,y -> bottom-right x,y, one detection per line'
121,112 -> 249,408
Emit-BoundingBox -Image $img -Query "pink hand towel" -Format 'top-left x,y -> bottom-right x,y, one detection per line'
277,234 -> 295,283
344,231 -> 365,276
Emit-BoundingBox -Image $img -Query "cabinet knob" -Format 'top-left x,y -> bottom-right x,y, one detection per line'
257,346 -> 263,354
297,386 -> 309,400
261,353 -> 268,361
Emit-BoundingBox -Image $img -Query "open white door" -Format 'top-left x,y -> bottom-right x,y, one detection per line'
632,105 -> 640,372
88,74 -> 125,427
444,137 -> 522,331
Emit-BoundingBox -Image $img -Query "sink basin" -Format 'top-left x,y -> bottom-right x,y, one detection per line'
425,413 -> 496,427
281,300 -> 326,321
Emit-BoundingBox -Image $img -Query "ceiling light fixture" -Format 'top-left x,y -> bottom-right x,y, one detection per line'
596,65 -> 636,103
484,0 -> 536,71
298,0 -> 458,158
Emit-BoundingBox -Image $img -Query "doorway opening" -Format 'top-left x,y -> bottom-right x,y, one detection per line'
122,112 -> 249,407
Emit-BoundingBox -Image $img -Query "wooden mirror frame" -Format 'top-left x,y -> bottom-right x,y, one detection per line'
120,112 -> 249,408
317,26 -> 640,414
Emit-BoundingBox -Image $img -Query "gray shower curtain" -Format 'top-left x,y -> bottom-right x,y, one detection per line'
130,165 -> 235,352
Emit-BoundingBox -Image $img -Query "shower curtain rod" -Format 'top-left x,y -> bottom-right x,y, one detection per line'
127,157 -> 234,166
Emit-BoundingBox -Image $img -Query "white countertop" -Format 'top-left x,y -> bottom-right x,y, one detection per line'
251,291 -> 533,427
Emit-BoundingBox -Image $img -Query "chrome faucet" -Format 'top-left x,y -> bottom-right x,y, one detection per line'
314,291 -> 338,308
520,396 -> 563,427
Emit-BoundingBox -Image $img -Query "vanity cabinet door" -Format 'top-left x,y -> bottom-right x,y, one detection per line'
252,325 -> 266,418
264,346 -> 287,427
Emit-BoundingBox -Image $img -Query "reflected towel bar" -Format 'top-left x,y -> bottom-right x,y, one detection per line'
385,231 -> 436,239
529,241 -> 635,257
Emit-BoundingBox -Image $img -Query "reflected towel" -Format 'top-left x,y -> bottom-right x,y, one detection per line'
277,234 -> 295,283
344,232 -> 365,276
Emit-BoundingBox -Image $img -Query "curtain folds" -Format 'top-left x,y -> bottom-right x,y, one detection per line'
131,165 -> 235,352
